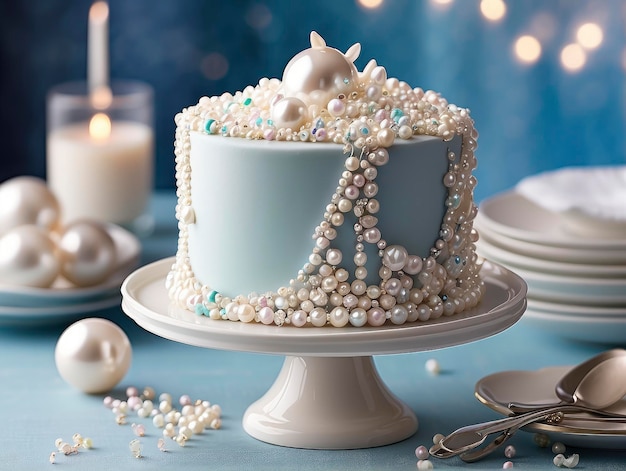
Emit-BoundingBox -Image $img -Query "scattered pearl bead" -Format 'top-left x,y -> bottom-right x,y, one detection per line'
504,444 -> 516,458
425,358 -> 440,375
432,433 -> 445,445
132,423 -> 146,437
503,461 -> 514,469
417,459 -> 433,470
533,433 -> 551,448
554,454 -> 579,468
49,452 -> 56,464
415,445 -> 429,460
157,438 -> 167,452
551,442 -> 566,454
129,439 -> 142,458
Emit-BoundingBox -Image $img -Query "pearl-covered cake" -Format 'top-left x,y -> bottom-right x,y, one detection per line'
167,32 -> 484,327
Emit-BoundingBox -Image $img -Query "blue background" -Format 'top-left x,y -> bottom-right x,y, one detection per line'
1,0 -> 624,201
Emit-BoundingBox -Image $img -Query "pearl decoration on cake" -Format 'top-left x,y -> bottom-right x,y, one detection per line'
55,318 -> 132,394
169,32 -> 484,327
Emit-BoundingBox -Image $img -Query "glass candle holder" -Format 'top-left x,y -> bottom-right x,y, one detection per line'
46,80 -> 154,227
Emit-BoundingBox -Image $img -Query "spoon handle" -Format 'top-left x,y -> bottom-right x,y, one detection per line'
508,401 -> 626,418
431,406 -> 574,460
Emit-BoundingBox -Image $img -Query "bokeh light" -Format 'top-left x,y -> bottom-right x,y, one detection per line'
201,52 -> 229,81
514,35 -> 542,64
480,0 -> 506,22
560,43 -> 586,72
576,22 -> 603,50
357,0 -> 384,8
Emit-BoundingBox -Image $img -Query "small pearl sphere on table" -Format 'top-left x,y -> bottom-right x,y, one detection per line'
58,220 -> 117,287
0,225 -> 60,288
0,176 -> 60,234
55,318 -> 132,394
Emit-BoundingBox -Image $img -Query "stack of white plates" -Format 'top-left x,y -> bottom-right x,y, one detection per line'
474,166 -> 626,344
0,225 -> 141,327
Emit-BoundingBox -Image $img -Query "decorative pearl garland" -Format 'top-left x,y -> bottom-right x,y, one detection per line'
168,40 -> 484,328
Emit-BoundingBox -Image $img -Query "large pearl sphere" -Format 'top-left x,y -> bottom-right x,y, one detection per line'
282,46 -> 359,108
0,176 -> 60,234
58,220 -> 117,287
55,318 -> 132,394
0,225 -> 60,288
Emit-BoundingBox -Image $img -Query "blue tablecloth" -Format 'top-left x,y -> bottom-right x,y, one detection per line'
1,191 -> 624,470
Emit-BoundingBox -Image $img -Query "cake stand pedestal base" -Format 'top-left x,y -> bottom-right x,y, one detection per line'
121,258 -> 527,450
243,355 -> 417,449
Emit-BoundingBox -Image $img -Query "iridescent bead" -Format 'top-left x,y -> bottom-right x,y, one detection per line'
382,245 -> 408,271
367,307 -> 386,326
349,308 -> 367,327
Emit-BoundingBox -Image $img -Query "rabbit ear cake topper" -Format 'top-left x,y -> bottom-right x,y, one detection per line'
271,31 -> 363,130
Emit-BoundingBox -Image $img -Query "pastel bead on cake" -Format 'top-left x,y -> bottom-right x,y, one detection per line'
167,32 -> 484,327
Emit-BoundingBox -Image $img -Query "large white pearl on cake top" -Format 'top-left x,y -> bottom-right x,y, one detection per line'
0,225 -> 60,288
58,220 -> 117,287
55,318 -> 132,394
281,33 -> 360,108
0,176 -> 60,234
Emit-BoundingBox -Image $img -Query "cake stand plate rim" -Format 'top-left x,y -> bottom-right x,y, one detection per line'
120,257 -> 527,356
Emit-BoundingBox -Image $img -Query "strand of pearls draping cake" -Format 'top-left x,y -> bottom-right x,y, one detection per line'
167,43 -> 484,327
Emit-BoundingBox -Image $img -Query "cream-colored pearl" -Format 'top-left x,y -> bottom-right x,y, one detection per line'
55,318 -> 131,393
58,220 -> 117,287
0,225 -> 59,288
0,176 -> 60,234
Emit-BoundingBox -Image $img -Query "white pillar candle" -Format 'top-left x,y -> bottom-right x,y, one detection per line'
47,119 -> 153,224
88,1 -> 109,94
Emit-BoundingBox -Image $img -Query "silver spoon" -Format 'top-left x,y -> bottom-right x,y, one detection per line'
431,349 -> 626,461
509,348 -> 626,413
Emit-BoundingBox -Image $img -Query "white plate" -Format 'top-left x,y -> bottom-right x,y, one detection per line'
0,224 -> 140,307
475,366 -> 626,448
491,264 -> 626,307
527,298 -> 626,317
476,237 -> 626,278
120,258 -> 527,357
475,219 -> 626,266
523,308 -> 626,345
0,295 -> 121,327
516,166 -> 626,238
477,192 -> 626,250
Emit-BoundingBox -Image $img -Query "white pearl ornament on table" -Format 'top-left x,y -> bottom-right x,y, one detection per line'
55,318 -> 132,394
58,220 -> 116,287
0,176 -> 120,289
0,176 -> 60,234
0,225 -> 60,288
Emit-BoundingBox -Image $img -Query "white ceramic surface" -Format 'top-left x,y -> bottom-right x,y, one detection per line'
243,356 -> 418,449
0,224 -> 140,307
523,308 -> 626,345
0,296 -> 121,327
475,219 -> 626,266
516,166 -> 626,238
477,191 -> 626,250
121,256 -> 526,449
492,264 -> 626,307
475,366 -> 626,448
476,236 -> 626,278
121,257 -> 527,357
527,298 -> 626,318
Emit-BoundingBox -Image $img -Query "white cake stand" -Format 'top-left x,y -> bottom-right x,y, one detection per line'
121,257 -> 526,449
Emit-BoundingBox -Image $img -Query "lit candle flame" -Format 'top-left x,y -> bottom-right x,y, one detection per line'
89,113 -> 111,140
